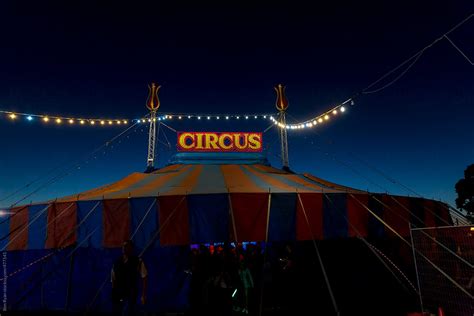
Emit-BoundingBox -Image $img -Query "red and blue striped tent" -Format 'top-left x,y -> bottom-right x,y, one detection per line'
0,153 -> 452,312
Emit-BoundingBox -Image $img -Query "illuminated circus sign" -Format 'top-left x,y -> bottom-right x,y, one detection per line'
177,132 -> 263,152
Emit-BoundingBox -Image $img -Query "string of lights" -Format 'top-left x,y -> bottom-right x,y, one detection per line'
137,113 -> 276,123
0,110 -> 279,127
1,105 -> 353,131
0,110 -> 130,126
270,98 -> 353,130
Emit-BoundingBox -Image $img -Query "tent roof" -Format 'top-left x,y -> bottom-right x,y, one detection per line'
57,153 -> 363,202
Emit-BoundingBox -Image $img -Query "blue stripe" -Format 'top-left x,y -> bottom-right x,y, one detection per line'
268,193 -> 297,241
70,247 -> 120,311
41,248 -> 69,309
323,193 -> 348,238
240,166 -> 275,191
8,249 -> 47,309
368,194 -> 385,237
188,194 -> 229,243
130,197 -> 158,251
191,165 -> 227,194
155,166 -> 199,195
27,204 -> 49,249
77,201 -> 103,248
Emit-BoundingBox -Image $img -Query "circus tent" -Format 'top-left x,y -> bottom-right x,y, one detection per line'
0,153 -> 453,312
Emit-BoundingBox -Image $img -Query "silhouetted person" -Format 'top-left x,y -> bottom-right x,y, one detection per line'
111,240 -> 148,315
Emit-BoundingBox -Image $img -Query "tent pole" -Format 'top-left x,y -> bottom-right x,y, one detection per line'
227,191 -> 238,243
259,190 -> 272,316
145,83 -> 161,171
409,223 -> 424,313
298,193 -> 340,316
274,84 -> 289,169
65,243 -> 76,312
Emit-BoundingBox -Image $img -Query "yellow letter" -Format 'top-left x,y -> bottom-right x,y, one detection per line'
234,133 -> 248,150
178,133 -> 195,150
218,133 -> 233,150
195,133 -> 204,149
248,133 -> 262,150
205,133 -> 219,149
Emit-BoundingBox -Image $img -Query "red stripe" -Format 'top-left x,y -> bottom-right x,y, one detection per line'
382,196 -> 411,237
296,193 -> 323,240
347,194 -> 369,237
230,193 -> 268,242
423,200 -> 437,229
438,202 -> 452,225
103,199 -> 130,248
159,196 -> 189,245
8,206 -> 29,251
46,202 -> 77,249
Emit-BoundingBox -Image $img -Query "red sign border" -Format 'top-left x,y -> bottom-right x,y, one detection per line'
176,131 -> 263,153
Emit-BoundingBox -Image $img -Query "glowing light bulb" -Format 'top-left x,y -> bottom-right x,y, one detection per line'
245,116 -> 248,119
178,116 -> 182,119
225,116 -> 229,120
90,120 -> 95,125
108,121 -> 113,125
324,115 -> 329,120
318,118 -> 323,123
263,115 -> 267,119
69,119 -> 74,124
340,106 -> 345,112
56,118 -> 62,124
117,121 -> 121,125
216,116 -> 220,120
236,116 -> 240,119
9,113 -> 17,119
100,120 -> 105,125
254,116 -> 257,119
332,110 -> 338,115
188,116 -> 191,119
207,116 -> 210,120
80,120 -> 85,124
26,115 -> 33,121
197,116 -> 201,120
123,120 -> 128,124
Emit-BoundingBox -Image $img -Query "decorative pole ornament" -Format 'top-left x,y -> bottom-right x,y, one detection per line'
146,83 -> 161,111
274,84 -> 289,111
274,84 -> 290,169
146,83 -> 161,170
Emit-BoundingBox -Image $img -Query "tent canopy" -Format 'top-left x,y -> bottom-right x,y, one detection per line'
2,153 -> 452,251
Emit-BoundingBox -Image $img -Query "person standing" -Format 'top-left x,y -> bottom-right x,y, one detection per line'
238,261 -> 254,314
111,240 -> 148,315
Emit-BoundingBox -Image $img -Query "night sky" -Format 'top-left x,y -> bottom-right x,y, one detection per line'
0,1 -> 473,208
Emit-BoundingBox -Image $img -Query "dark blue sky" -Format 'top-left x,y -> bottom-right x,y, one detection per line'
0,1 -> 473,207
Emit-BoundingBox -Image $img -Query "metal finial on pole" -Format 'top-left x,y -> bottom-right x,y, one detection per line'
146,83 -> 161,170
274,84 -> 289,169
